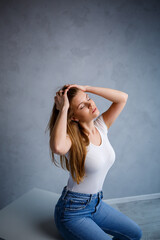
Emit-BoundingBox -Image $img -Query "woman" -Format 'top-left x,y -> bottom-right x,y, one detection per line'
47,84 -> 142,240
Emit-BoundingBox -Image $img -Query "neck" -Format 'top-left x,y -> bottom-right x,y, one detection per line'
80,121 -> 97,136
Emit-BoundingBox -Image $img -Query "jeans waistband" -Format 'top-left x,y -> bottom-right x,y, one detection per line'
61,186 -> 103,201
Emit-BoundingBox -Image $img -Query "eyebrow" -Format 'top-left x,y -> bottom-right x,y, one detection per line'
77,94 -> 88,109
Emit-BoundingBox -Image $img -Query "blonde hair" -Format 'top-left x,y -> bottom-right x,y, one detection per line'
45,85 -> 90,184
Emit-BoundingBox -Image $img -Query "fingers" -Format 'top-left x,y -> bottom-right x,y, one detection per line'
55,85 -> 70,98
56,90 -> 63,96
64,87 -> 69,94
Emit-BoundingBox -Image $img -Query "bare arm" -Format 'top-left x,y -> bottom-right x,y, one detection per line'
66,84 -> 128,131
86,85 -> 128,102
66,84 -> 128,102
50,87 -> 72,155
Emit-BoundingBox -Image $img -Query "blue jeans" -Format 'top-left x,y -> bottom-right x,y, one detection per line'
54,186 -> 142,240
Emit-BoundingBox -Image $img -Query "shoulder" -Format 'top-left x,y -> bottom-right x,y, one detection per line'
94,114 -> 108,135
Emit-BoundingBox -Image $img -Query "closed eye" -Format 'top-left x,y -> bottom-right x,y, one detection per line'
80,98 -> 91,109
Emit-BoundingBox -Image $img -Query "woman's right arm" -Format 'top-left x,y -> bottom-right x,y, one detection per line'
50,87 -> 72,155
50,106 -> 72,155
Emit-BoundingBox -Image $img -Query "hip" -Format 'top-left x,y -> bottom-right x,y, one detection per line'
54,185 -> 103,221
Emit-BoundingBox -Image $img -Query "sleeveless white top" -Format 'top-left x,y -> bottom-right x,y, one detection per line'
65,114 -> 116,194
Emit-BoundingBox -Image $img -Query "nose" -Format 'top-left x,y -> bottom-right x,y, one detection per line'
89,103 -> 94,109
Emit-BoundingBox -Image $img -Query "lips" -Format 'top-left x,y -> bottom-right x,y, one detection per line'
92,108 -> 97,113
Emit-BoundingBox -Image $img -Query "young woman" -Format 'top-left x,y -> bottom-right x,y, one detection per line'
47,84 -> 142,240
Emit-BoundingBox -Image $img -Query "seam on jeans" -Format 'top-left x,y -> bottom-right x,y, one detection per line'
64,206 -> 88,211
60,220 -> 83,240
102,227 -> 131,240
64,198 -> 90,211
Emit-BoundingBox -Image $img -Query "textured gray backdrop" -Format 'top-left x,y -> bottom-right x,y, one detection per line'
0,0 -> 160,210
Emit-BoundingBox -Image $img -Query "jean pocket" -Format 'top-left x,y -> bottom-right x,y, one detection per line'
64,197 -> 90,211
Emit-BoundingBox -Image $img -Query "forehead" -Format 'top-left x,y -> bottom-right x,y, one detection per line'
71,91 -> 87,107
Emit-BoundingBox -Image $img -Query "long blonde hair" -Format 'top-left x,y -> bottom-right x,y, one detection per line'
45,85 -> 90,184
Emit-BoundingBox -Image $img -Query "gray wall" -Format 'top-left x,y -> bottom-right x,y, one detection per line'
0,0 -> 160,209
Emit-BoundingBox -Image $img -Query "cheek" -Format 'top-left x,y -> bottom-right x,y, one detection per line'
79,110 -> 87,116
79,109 -> 89,118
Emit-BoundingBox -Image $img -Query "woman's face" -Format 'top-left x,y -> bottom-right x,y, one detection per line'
70,90 -> 99,123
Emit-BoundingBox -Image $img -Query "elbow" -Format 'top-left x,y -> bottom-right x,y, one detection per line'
52,145 -> 64,155
123,93 -> 128,102
51,143 -> 64,155
50,139 -> 59,154
53,145 -> 61,154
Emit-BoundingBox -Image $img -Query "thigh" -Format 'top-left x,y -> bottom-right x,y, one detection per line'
59,216 -> 113,240
93,200 -> 142,240
54,200 -> 113,240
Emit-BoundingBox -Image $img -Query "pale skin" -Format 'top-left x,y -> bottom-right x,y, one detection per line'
70,90 -> 102,145
55,84 -> 128,147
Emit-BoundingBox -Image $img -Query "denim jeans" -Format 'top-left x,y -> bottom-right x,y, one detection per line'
54,186 -> 142,240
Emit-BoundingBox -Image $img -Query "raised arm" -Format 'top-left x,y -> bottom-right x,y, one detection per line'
50,88 -> 72,155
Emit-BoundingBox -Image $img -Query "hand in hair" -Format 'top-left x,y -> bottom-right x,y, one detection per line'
54,87 -> 70,111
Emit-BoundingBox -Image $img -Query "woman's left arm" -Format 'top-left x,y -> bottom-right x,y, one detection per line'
66,84 -> 128,128
86,85 -> 128,129
86,85 -> 128,103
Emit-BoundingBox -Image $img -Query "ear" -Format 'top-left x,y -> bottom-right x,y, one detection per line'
71,116 -> 79,122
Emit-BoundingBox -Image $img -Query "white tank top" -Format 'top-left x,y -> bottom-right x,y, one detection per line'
65,114 -> 116,194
